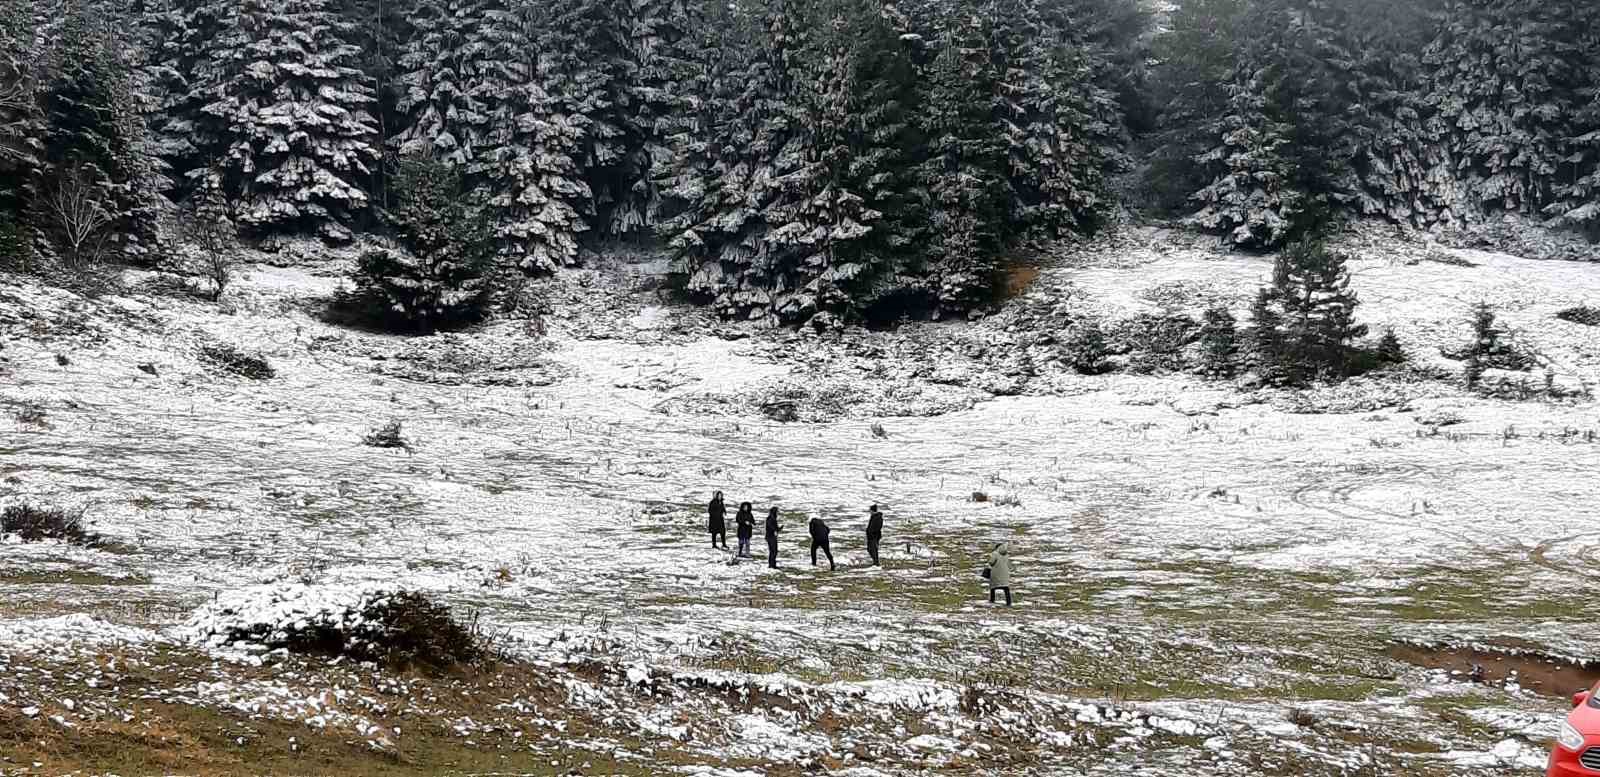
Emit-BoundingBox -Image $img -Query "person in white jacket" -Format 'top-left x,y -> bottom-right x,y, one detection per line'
985,543 -> 1013,606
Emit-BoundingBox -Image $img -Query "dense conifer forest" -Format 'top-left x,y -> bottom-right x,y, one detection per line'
1,0 -> 1596,326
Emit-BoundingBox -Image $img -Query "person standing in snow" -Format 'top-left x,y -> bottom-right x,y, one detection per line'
809,516 -> 835,570
984,542 -> 1013,606
865,504 -> 884,566
735,502 -> 756,558
764,506 -> 783,568
707,491 -> 728,550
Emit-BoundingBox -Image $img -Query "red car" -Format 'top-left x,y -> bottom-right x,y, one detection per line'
1551,681 -> 1600,775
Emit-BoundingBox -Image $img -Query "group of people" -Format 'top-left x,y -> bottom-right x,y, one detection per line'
705,491 -> 884,570
704,492 -> 1014,606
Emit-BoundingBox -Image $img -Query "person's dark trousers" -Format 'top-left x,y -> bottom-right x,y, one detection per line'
811,540 -> 835,569
867,534 -> 880,566
712,531 -> 726,549
989,587 -> 1012,606
767,540 -> 778,568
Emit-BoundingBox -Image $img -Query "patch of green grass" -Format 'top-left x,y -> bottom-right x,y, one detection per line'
1375,561 -> 1588,621
0,569 -> 149,586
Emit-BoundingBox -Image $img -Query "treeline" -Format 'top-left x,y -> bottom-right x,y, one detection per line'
0,0 -> 1141,326
1145,0 -> 1600,248
0,0 -> 1596,331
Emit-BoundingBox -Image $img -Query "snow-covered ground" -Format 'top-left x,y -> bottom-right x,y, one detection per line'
1,227 -> 1596,774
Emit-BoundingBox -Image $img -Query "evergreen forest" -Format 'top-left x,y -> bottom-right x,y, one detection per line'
2,0 -> 1597,327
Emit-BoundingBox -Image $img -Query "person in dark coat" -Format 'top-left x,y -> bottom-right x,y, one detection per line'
809,516 -> 835,570
707,491 -> 728,549
734,502 -> 756,557
764,506 -> 783,568
865,504 -> 884,566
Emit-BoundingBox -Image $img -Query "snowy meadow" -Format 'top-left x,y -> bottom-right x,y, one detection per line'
2,229 -> 1599,775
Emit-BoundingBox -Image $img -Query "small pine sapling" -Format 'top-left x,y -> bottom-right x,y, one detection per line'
1247,287 -> 1285,383
1376,328 -> 1406,364
1197,305 -> 1239,377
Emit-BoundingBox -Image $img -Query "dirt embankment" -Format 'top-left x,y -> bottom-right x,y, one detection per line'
1389,641 -> 1600,698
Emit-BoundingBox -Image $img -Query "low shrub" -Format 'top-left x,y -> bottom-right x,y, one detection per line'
1120,313 -> 1199,374
186,586 -> 483,674
13,403 -> 47,426
1062,319 -> 1114,375
1,503 -> 99,546
140,273 -> 210,300
1556,306 -> 1600,327
1196,306 -> 1239,378
1287,707 -> 1322,729
363,419 -> 408,449
1419,247 -> 1476,268
199,343 -> 275,380
320,283 -> 394,332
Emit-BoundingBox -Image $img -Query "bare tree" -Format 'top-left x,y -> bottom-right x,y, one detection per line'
39,163 -> 114,268
183,183 -> 238,301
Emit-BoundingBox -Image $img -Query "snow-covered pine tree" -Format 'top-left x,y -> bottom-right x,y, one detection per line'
746,0 -> 922,324
1036,0 -> 1152,136
1039,21 -> 1126,234
1155,0 -> 1381,246
667,0 -> 797,321
1185,1 -> 1275,244
35,0 -> 163,263
1548,3 -> 1600,236
136,0 -> 233,202
989,0 -> 1073,237
652,0 -> 733,239
476,0 -> 594,274
1376,328 -> 1406,364
1328,0 -> 1467,229
835,0 -> 926,318
543,0 -> 635,239
1424,0 -> 1588,217
129,0 -> 182,192
332,0 -> 409,209
1186,75 -> 1304,248
616,0 -> 695,235
1146,0 -> 1248,215
1246,286 -> 1285,382
1275,2 -> 1364,227
0,0 -> 42,223
193,0 -> 379,242
353,156 -> 494,332
971,0 -> 1136,240
1268,239 -> 1367,383
919,3 -> 1009,313
392,0 -> 510,171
